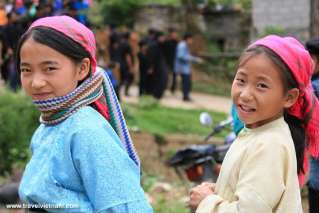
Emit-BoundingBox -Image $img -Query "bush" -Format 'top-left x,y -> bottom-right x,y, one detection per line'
0,89 -> 39,176
260,26 -> 287,38
100,0 -> 143,27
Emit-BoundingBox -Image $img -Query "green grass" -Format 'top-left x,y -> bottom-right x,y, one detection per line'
153,197 -> 188,213
143,0 -> 180,5
123,96 -> 229,137
193,81 -> 231,97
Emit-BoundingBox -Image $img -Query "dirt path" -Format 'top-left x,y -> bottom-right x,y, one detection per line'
121,86 -> 232,114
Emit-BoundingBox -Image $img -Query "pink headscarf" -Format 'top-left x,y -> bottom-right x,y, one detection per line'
28,16 -> 109,120
250,35 -> 319,184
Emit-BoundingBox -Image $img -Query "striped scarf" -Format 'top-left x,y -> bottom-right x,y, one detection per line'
33,70 -> 140,167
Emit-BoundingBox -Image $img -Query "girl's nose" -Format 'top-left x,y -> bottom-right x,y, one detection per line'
31,75 -> 46,89
240,87 -> 253,101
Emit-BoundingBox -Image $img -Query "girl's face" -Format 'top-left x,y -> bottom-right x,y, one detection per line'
20,38 -> 88,100
231,53 -> 296,128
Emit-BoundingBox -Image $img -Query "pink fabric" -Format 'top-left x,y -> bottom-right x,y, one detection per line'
250,35 -> 319,185
28,16 -> 109,120
29,15 -> 97,72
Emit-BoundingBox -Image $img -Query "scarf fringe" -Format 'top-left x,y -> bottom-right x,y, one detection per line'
101,73 -> 140,168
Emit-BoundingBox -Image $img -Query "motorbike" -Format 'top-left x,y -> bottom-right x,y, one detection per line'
167,112 -> 236,185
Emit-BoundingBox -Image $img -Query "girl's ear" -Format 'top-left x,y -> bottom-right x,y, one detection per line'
284,88 -> 299,108
77,58 -> 90,81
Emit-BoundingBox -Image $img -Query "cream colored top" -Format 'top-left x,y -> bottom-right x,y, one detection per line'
196,117 -> 303,213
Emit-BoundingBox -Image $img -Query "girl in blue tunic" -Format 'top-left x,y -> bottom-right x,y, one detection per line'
17,16 -> 153,213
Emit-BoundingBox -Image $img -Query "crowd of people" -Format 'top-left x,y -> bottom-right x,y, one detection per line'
0,0 -> 202,102
0,0 -> 91,90
97,26 -> 202,102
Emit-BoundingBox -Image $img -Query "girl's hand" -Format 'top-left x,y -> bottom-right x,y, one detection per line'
189,182 -> 215,210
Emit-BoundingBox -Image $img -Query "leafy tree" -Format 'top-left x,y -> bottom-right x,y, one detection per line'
260,26 -> 287,38
208,0 -> 251,10
98,0 -> 143,27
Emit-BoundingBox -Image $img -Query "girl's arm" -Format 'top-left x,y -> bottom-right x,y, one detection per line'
71,125 -> 153,213
196,139 -> 291,213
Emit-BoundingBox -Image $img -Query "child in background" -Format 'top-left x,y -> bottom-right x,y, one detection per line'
305,37 -> 319,213
17,16 -> 153,212
189,35 -> 319,212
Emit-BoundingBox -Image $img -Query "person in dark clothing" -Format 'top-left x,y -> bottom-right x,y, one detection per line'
0,31 -> 8,82
163,28 -> 179,93
144,28 -> 157,46
109,26 -> 121,69
2,11 -> 25,90
138,40 -> 151,96
146,31 -> 168,99
118,32 -> 134,96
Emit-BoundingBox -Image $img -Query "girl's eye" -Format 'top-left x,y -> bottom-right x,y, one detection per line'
257,83 -> 269,89
45,67 -> 57,72
20,68 -> 31,73
236,78 -> 245,84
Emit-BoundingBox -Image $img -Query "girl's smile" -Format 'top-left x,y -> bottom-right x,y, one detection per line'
31,92 -> 53,100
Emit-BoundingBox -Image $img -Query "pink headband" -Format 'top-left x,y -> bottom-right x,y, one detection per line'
28,15 -> 97,73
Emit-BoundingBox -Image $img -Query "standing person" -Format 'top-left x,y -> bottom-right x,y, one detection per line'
189,35 -> 319,212
118,32 -> 134,97
2,10 -> 25,90
305,37 -> 319,213
163,28 -> 179,93
174,33 -> 202,101
17,16 -> 153,212
108,24 -> 122,100
147,31 -> 168,99
144,28 -> 156,46
138,40 -> 151,96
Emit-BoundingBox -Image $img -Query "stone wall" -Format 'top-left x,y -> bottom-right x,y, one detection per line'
203,9 -> 251,51
252,0 -> 311,41
134,4 -> 186,35
134,5 -> 250,50
310,0 -> 319,37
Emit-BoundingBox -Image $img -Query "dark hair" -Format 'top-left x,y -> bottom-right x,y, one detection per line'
121,32 -> 130,40
16,27 -> 91,74
238,46 -> 306,174
138,39 -> 147,48
168,27 -> 176,33
154,31 -> 164,41
306,38 -> 319,56
183,32 -> 193,40
148,28 -> 157,35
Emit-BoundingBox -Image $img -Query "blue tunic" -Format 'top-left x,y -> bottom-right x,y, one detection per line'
19,106 -> 153,213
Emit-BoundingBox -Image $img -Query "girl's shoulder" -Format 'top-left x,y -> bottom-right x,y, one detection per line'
245,118 -> 293,149
68,106 -> 123,148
